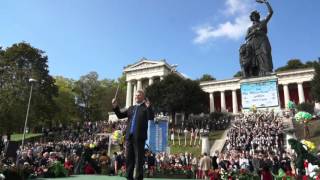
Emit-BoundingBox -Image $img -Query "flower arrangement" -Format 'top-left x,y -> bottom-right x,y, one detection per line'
112,130 -> 122,143
117,164 -> 193,178
295,111 -> 312,123
288,100 -> 295,109
250,105 -> 257,113
220,168 -> 260,180
301,140 -> 316,152
45,161 -> 68,178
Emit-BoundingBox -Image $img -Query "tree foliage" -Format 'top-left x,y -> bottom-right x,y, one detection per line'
52,76 -> 79,125
0,42 -> 58,134
296,102 -> 315,114
197,74 -> 216,81
0,42 -> 128,135
233,71 -> 242,77
311,61 -> 320,102
73,72 -> 126,122
275,59 -> 317,72
145,74 -> 209,115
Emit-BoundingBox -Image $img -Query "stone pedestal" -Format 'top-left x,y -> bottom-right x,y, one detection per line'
201,136 -> 209,155
285,133 -> 296,154
240,75 -> 281,112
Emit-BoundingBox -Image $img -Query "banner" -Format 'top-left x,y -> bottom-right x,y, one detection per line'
146,120 -> 168,153
241,79 -> 279,108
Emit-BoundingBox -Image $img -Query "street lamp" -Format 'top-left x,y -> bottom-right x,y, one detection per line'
21,78 -> 37,150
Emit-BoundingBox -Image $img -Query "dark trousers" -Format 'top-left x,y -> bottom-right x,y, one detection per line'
126,136 -> 145,180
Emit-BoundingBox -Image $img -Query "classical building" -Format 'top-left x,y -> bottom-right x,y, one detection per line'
123,58 -> 183,107
201,68 -> 315,113
124,59 -> 315,113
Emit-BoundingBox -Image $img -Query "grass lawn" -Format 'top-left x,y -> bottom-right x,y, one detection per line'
108,130 -> 225,157
293,119 -> 320,145
10,133 -> 43,142
168,130 -> 225,157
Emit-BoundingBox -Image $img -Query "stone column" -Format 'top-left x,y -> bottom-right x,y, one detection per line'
160,76 -> 164,81
132,82 -> 136,105
201,136 -> 209,155
209,92 -> 215,113
220,91 -> 226,112
297,82 -> 305,103
137,79 -> 142,91
148,77 -> 154,86
126,81 -> 132,108
232,90 -> 238,114
283,84 -> 290,109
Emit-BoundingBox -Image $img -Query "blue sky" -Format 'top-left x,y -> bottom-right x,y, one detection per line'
1,0 -> 319,80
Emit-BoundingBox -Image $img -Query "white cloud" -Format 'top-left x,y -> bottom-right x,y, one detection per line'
225,0 -> 251,15
193,0 -> 254,44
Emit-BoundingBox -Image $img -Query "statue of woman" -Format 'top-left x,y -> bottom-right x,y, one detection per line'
245,0 -> 273,76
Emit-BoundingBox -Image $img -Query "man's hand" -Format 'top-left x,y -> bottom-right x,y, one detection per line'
145,98 -> 151,108
112,98 -> 118,108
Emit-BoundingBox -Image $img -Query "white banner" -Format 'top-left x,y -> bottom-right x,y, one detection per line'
241,79 -> 279,108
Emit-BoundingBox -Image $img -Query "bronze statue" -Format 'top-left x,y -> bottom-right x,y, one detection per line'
240,0 -> 273,77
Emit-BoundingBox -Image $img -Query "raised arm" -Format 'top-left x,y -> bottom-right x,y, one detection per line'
112,98 -> 128,119
113,106 -> 128,119
264,0 -> 273,23
145,98 -> 155,120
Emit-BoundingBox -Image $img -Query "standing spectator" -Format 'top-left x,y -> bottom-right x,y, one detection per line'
194,128 -> 199,146
184,128 -> 188,146
190,128 -> 195,146
199,153 -> 211,179
64,157 -> 74,175
211,151 -> 219,170
177,128 -> 181,146
170,128 -> 175,145
99,152 -> 110,175
191,156 -> 198,179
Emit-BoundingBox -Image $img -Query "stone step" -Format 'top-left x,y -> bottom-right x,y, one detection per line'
210,128 -> 229,156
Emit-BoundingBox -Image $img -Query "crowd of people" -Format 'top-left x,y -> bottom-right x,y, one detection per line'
226,111 -> 284,154
1,111 -> 319,179
0,121 -> 127,178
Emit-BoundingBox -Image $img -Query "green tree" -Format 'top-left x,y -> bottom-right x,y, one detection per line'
275,59 -> 316,72
233,71 -> 242,77
52,76 -> 79,125
145,74 -> 208,125
73,72 -> 127,122
100,73 -> 126,113
73,72 -> 101,122
311,61 -> 320,102
0,42 -> 58,134
197,74 -> 216,81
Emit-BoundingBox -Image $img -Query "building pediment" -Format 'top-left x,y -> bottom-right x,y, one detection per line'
124,59 -> 169,72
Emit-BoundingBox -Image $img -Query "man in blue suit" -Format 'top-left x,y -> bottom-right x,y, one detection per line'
112,89 -> 154,180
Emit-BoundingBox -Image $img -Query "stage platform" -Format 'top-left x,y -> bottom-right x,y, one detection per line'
37,175 -> 194,180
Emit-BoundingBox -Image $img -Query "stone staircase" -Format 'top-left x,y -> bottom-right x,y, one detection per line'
209,128 -> 229,156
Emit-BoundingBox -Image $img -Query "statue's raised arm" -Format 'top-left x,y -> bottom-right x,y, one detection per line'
257,0 -> 273,23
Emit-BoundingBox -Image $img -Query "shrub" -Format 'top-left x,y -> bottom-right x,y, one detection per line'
296,102 -> 315,114
46,161 -> 68,178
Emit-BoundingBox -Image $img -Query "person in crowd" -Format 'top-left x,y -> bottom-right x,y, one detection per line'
170,128 -> 175,145
64,157 -> 74,175
190,128 -> 195,146
199,153 -> 211,179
